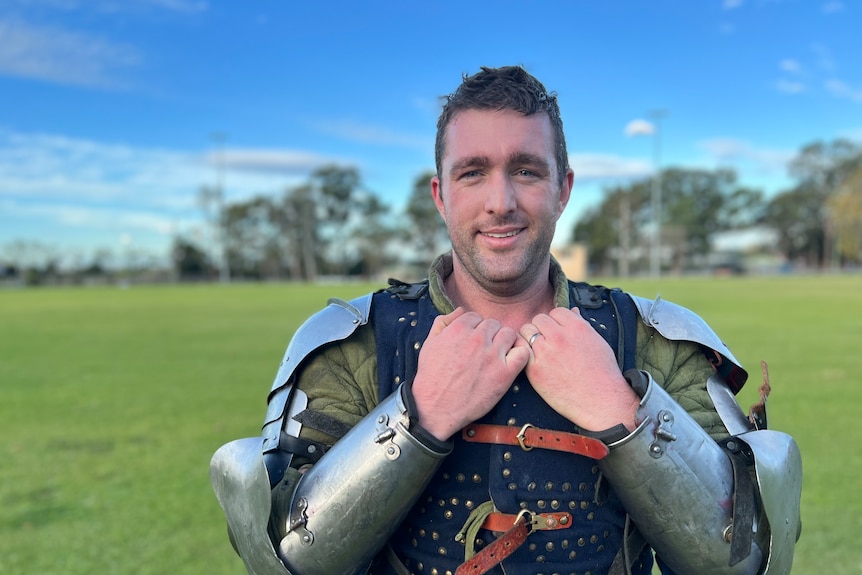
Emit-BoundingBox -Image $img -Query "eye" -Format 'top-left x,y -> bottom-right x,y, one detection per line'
515,169 -> 539,178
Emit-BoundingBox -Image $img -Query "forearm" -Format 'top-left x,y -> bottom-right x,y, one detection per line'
271,385 -> 450,575
600,371 -> 764,574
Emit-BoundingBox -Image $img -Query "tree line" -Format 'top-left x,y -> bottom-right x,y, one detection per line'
3,137 -> 860,286
173,166 -> 448,282
574,138 -> 862,275
182,137 -> 861,281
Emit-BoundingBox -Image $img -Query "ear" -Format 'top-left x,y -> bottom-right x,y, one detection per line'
431,175 -> 447,220
556,168 -> 574,220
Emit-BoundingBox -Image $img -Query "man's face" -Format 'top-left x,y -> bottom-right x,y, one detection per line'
432,108 -> 573,297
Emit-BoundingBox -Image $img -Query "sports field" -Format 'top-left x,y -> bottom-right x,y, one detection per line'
1,274 -> 859,574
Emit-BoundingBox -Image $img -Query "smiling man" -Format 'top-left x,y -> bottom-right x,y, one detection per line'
211,66 -> 801,575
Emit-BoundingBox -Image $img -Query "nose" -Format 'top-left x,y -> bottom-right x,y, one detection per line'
484,172 -> 517,215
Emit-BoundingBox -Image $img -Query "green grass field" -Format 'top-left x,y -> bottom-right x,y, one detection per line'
2,275 -> 860,574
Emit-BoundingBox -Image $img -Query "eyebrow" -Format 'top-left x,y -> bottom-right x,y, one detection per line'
448,156 -> 489,178
508,152 -> 551,173
448,153 -> 550,178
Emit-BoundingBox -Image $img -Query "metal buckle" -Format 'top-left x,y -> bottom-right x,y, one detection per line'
516,423 -> 535,451
514,508 -> 569,532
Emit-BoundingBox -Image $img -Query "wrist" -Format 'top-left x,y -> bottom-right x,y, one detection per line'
401,380 -> 454,453
573,370 -> 647,444
577,423 -> 631,445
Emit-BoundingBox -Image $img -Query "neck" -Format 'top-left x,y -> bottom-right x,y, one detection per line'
443,260 -> 556,330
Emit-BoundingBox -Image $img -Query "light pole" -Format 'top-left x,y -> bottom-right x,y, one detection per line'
648,110 -> 666,278
625,111 -> 667,277
210,132 -> 230,283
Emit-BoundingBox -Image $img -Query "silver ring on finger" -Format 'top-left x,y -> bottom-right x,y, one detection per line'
528,332 -> 542,348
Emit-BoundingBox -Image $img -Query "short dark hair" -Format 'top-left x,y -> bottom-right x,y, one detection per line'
434,65 -> 569,186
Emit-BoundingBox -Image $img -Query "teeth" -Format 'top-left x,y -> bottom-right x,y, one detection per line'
486,230 -> 519,238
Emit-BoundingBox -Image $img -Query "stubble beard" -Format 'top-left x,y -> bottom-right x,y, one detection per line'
449,222 -> 554,298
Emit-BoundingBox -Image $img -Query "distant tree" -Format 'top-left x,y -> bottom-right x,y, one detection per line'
763,186 -> 824,266
197,185 -> 229,281
826,166 -> 862,265
282,183 -> 320,281
774,138 -> 862,268
573,183 -> 649,275
312,164 -> 362,275
1,240 -> 63,285
1,262 -> 19,279
222,196 -> 282,280
172,237 -> 212,280
573,168 -> 759,274
405,171 -> 448,264
352,193 -> 397,278
660,168 -> 753,272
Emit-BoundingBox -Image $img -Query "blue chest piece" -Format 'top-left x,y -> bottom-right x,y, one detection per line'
372,280 -> 651,575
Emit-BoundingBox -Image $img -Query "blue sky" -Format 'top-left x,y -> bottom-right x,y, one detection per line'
1,0 -> 860,267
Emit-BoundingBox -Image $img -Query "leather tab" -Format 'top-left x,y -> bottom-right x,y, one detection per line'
481,511 -> 572,533
455,513 -> 530,575
462,423 -> 610,459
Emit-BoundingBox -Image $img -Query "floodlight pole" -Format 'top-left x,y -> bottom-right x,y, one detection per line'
649,110 -> 667,278
211,132 -> 230,283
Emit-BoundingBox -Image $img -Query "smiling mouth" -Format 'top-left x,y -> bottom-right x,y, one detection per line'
483,229 -> 522,239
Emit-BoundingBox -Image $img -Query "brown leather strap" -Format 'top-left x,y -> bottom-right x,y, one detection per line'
462,423 -> 610,459
480,511 -> 572,533
455,513 -> 530,575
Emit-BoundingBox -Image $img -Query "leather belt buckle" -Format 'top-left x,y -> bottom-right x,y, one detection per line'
481,510 -> 572,533
516,423 -> 535,451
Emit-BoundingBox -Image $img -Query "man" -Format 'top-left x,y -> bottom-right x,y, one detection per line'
211,66 -> 801,575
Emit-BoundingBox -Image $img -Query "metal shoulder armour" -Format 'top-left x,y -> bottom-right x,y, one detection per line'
708,376 -> 803,574
261,294 -> 373,454
210,437 -> 295,575
736,429 -> 802,575
629,294 -> 748,392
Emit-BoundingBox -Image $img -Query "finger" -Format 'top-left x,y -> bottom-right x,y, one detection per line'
489,326 -> 521,357
518,322 -> 540,342
542,307 -> 583,330
427,307 -> 468,337
533,313 -> 563,336
505,341 -> 532,370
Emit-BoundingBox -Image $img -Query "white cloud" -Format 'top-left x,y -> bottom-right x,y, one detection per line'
141,0 -> 208,13
822,1 -> 844,14
4,200 -> 180,235
776,79 -> 806,94
826,79 -> 862,103
209,148 -> 339,174
698,138 -> 794,174
624,119 -> 655,137
569,153 -> 652,181
811,43 -> 836,72
5,0 -> 208,13
0,130 -> 201,205
0,128 -> 352,252
315,120 -> 430,149
779,59 -> 801,73
719,22 -> 736,35
0,18 -> 141,88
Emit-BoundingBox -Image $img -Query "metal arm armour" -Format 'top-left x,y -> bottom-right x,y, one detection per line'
600,371 -> 766,575
273,384 -> 451,575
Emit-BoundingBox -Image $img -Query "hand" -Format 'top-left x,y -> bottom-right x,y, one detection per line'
411,308 -> 530,441
520,307 -> 639,432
